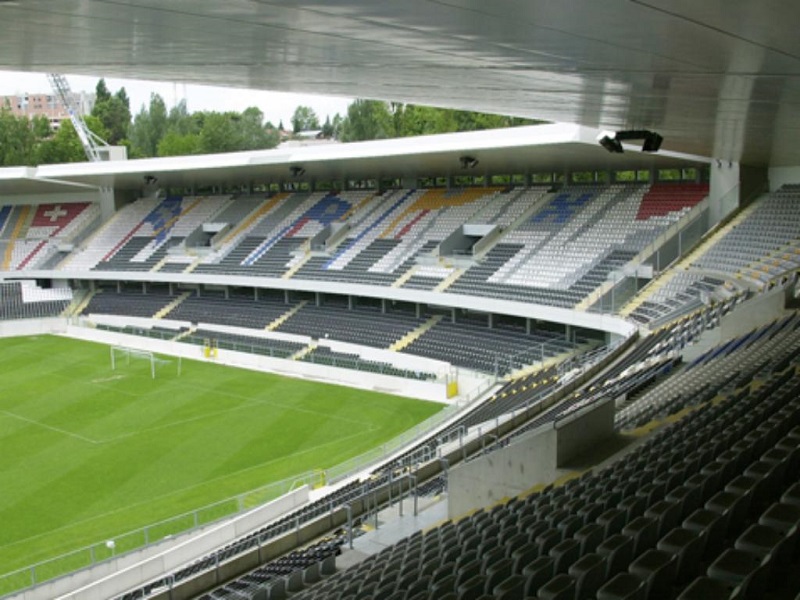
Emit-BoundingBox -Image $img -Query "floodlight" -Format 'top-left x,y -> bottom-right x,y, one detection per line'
290,166 -> 306,177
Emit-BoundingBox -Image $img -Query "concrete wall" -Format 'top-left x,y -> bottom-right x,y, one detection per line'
447,397 -> 614,517
768,166 -> 800,192
64,324 -> 456,404
0,317 -> 67,338
555,398 -> 615,467
709,161 -> 740,224
718,287 -> 786,340
448,424 -> 557,516
16,488 -> 309,600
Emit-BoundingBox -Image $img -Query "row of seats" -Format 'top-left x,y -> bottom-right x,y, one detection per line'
286,315 -> 800,600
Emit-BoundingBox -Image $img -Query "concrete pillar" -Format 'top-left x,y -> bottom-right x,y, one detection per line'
526,318 -> 531,335
488,314 -> 494,329
141,282 -> 146,294
224,288 -> 230,300
348,295 -> 354,310
416,304 -> 422,318
315,292 -> 321,306
381,299 -> 387,313
284,289 -> 290,304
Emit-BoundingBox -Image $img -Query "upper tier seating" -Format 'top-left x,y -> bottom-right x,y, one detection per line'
447,183 -> 707,307
629,185 -> 800,325
0,202 -> 100,271
52,184 -> 707,310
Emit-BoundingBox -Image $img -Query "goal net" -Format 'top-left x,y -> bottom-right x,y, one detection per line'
110,346 -> 181,379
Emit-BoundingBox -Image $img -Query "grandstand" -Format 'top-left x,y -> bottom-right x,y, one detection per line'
1,3 -> 800,600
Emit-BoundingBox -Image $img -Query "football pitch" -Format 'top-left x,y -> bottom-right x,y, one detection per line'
0,335 -> 442,584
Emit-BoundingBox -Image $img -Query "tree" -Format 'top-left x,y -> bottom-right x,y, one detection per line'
321,115 -> 334,138
291,105 -> 320,133
339,100 -> 395,142
157,131 -> 200,156
35,116 -> 109,164
129,93 -> 169,157
0,109 -> 36,166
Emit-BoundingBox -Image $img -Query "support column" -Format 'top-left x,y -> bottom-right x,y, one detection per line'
315,292 -> 321,307
416,304 -> 422,318
526,318 -> 531,335
451,308 -> 456,323
488,314 -> 494,329
381,299 -> 387,314
254,288 -> 259,301
348,295 -> 354,310
284,289 -> 290,304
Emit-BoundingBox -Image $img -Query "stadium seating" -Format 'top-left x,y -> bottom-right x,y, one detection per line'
0,281 -> 72,320
628,185 -> 800,325
53,184 -> 708,310
0,202 -> 100,270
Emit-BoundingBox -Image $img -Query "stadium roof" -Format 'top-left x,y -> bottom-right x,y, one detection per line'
1,1 -> 798,167
3,124 -> 708,194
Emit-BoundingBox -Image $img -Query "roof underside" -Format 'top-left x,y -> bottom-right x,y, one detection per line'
1,0 -> 799,166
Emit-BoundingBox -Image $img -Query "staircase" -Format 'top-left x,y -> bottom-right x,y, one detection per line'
290,342 -> 316,361
389,315 -> 442,352
282,251 -> 313,279
266,300 -> 307,331
620,202 -> 760,317
154,292 -> 191,319
391,265 -> 418,288
172,325 -> 198,342
62,289 -> 94,317
433,268 -> 464,292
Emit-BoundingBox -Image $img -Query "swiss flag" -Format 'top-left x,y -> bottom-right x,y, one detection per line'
31,203 -> 90,232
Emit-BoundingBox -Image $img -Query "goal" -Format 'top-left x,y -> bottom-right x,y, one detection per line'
110,346 -> 181,379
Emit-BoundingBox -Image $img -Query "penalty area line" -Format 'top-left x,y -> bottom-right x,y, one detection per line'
0,410 -> 100,445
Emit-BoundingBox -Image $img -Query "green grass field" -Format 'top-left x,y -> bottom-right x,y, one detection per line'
0,335 -> 441,582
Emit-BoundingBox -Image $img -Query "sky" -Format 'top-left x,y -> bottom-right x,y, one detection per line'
0,70 -> 353,127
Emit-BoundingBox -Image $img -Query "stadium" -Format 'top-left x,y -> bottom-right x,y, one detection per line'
1,2 -> 799,600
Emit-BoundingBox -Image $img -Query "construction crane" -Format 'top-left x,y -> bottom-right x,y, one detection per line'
47,73 -> 109,162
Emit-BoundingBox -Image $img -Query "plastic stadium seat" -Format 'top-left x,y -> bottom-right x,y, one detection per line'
596,572 -> 647,600
628,549 -> 677,600
568,552 -> 606,600
510,542 -> 539,574
597,508 -> 627,538
644,500 -> 682,539
622,516 -> 659,557
675,576 -> 737,599
548,538 -> 580,574
597,534 -> 635,578
456,574 -> 486,600
656,527 -> 704,584
682,508 -> 727,561
574,522 -> 604,555
483,557 -> 513,594
522,556 -> 555,596
706,548 -> 768,589
491,573 -> 526,600
536,573 -> 576,600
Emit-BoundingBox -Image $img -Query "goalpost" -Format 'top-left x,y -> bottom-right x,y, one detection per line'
110,346 -> 182,379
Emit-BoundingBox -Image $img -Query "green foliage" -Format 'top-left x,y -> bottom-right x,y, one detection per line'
337,100 -> 541,142
339,99 -> 396,142
291,105 -> 320,133
91,81 -> 131,145
0,335 -> 441,581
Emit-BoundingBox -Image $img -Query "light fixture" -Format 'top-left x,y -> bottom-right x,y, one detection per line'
597,130 -> 663,153
459,155 -> 479,169
290,166 -> 305,177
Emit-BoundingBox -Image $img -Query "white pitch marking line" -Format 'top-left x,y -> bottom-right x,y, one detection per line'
0,410 -> 99,445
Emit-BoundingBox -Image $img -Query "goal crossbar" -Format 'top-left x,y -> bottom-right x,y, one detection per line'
110,346 -> 181,379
